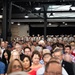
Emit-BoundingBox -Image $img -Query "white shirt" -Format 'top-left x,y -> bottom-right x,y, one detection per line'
62,67 -> 68,75
37,66 -> 68,75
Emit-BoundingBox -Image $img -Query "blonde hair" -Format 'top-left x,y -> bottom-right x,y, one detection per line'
10,50 -> 20,62
7,59 -> 24,74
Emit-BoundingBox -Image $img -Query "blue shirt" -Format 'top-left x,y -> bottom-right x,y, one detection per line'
0,61 -> 5,74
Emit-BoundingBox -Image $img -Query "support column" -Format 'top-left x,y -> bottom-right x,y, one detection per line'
43,6 -> 47,40
2,0 -> 8,41
29,24 -> 31,36
7,1 -> 12,42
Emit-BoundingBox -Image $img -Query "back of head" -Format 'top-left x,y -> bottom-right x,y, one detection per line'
44,58 -> 62,75
8,71 -> 28,75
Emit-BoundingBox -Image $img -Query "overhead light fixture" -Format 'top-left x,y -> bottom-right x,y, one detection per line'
40,21 -> 42,22
49,23 -> 51,25
63,22 -> 65,24
49,13 -> 54,17
17,23 -> 20,26
24,14 -> 29,18
65,23 -> 67,25
24,15 -> 29,18
0,15 -> 3,18
71,7 -> 75,10
1,8 -> 3,10
69,6 -> 72,11
11,22 -> 14,24
35,7 -> 41,11
69,8 -> 72,11
49,5 -> 54,17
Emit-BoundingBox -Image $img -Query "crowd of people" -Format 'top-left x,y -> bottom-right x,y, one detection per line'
0,34 -> 75,75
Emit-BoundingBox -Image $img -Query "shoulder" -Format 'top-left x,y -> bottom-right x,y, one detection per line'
28,70 -> 36,75
37,66 -> 45,75
0,61 -> 5,67
0,61 -> 5,74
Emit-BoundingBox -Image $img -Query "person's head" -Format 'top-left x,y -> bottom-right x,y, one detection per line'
2,50 -> 11,62
64,45 -> 71,54
31,50 -> 41,65
10,50 -> 20,62
7,59 -> 24,74
43,49 -> 50,55
50,57 -> 61,63
32,41 -> 37,46
22,55 -> 32,70
0,41 -> 8,49
70,41 -> 75,50
44,60 -> 62,75
31,45 -> 35,52
8,71 -> 28,75
38,40 -> 45,47
52,47 -> 63,61
1,41 -> 5,48
52,43 -> 64,51
35,46 -> 43,56
43,53 -> 51,65
24,47 -> 31,57
63,53 -> 72,63
46,41 -> 51,46
15,44 -> 22,54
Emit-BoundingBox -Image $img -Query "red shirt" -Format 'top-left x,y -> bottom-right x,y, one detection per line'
28,70 -> 36,75
71,51 -> 75,56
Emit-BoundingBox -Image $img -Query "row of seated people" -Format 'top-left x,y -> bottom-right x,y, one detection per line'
0,39 -> 75,75
13,34 -> 75,43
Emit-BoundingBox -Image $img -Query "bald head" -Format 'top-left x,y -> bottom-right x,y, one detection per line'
44,61 -> 62,75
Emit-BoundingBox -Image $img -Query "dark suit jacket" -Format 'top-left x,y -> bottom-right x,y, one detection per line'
62,60 -> 74,75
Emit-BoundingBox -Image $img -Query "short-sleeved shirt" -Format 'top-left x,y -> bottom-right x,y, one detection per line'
0,61 -> 5,74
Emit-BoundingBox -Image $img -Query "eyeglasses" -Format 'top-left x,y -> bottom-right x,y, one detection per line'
46,71 -> 62,75
12,65 -> 22,69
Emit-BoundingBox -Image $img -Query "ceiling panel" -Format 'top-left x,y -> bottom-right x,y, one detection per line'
1,0 -> 75,27
47,5 -> 75,18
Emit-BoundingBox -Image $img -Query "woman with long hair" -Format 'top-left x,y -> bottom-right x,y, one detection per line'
2,50 -> 11,73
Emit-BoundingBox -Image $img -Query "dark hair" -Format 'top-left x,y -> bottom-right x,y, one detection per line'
2,50 -> 11,64
65,45 -> 71,50
24,47 -> 31,52
51,47 -> 63,55
45,60 -> 61,72
21,55 -> 32,67
31,50 -> 41,60
52,43 -> 64,50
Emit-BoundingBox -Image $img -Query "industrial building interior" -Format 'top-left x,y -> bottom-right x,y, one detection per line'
0,0 -> 75,40
0,1 -> 75,75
